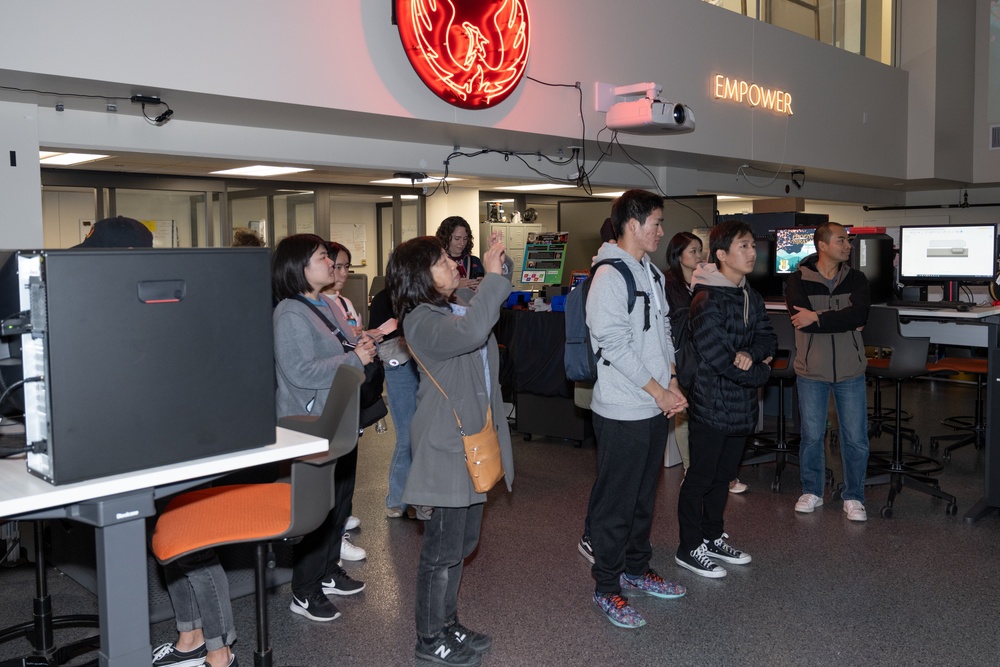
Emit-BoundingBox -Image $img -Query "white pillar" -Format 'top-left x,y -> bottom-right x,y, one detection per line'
0,102 -> 43,249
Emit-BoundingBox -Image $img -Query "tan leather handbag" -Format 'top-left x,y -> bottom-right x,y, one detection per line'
411,351 -> 504,493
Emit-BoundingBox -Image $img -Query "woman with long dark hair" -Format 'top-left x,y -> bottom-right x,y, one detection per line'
388,234 -> 514,667
272,233 -> 374,622
435,216 -> 485,292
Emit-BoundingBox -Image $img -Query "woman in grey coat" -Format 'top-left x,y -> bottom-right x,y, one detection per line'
272,233 -> 376,623
389,235 -> 514,667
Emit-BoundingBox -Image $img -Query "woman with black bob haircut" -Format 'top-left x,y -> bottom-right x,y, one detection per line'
271,233 -> 374,623
388,234 -> 514,667
435,216 -> 485,292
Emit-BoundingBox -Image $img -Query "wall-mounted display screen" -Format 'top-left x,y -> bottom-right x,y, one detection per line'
774,227 -> 817,274
898,224 -> 998,283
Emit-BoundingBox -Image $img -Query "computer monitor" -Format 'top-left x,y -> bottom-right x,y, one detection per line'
774,227 -> 817,274
748,236 -> 783,299
898,224 -> 998,284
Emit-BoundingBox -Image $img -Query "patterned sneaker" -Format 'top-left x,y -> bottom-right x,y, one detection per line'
289,591 -> 341,622
675,543 -> 727,578
448,620 -> 492,653
578,534 -> 595,564
344,515 -> 361,531
704,533 -> 752,565
321,564 -> 365,596
795,493 -> 824,513
340,532 -> 367,561
414,630 -> 481,666
620,568 -> 686,599
152,642 -> 207,667
592,592 -> 646,629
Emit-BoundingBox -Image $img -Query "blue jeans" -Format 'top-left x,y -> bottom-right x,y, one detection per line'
796,374 -> 870,502
163,550 -> 236,651
385,359 -> 419,510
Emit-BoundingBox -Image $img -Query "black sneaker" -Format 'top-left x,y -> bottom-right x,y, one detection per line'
321,565 -> 366,596
578,534 -> 595,564
448,620 -> 492,653
414,631 -> 481,666
675,543 -> 727,579
704,533 -> 752,565
152,642 -> 207,667
289,591 -> 341,622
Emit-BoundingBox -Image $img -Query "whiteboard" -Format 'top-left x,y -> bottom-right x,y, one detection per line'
330,223 -> 366,265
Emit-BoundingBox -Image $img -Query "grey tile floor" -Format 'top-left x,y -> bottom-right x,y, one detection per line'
2,376 -> 1000,666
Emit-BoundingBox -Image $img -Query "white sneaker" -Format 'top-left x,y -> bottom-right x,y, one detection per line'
843,500 -> 868,522
340,533 -> 367,561
795,494 -> 824,513
344,515 -> 361,531
728,479 -> 748,494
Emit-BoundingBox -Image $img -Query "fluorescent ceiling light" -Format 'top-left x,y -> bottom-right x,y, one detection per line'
594,191 -> 625,198
39,152 -> 110,166
210,166 -> 313,177
716,195 -> 744,201
380,195 -> 419,200
495,184 -> 576,192
38,151 -> 61,160
482,198 -> 516,203
369,176 -> 462,185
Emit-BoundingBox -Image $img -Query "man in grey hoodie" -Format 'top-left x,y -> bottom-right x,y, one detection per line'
587,189 -> 688,629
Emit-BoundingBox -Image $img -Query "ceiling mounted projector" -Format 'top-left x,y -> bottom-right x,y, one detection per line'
604,82 -> 695,135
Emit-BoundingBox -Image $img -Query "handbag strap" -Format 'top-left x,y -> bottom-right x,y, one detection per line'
291,294 -> 354,349
410,348 -> 493,436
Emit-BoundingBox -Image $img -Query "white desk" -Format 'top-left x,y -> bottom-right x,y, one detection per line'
0,427 -> 328,667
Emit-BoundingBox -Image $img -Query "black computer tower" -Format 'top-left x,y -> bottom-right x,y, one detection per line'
849,234 -> 894,304
17,248 -> 276,484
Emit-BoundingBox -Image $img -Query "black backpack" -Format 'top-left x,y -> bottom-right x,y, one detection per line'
564,259 -> 648,383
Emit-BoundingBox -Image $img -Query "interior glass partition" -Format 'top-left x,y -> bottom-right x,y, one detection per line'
706,0 -> 894,65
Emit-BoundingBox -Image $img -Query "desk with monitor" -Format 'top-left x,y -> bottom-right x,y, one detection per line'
0,427 -> 328,667
765,301 -> 1000,523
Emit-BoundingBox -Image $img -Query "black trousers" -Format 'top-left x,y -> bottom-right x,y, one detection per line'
415,503 -> 484,638
291,444 -> 357,596
589,412 -> 668,594
676,420 -> 745,553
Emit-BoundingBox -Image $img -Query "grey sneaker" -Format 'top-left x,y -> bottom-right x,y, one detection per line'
795,493 -> 824,513
152,642 -> 207,667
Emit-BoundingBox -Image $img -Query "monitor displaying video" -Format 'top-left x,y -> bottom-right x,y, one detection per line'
774,227 -> 817,274
899,224 -> 998,283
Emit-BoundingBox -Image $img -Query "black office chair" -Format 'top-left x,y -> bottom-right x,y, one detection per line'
742,311 -> 807,492
927,353 -> 988,462
152,365 -> 362,667
862,306 -> 957,518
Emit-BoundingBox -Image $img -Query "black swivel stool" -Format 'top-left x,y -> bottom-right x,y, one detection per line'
862,306 -> 957,518
927,354 -> 988,462
742,311 -> 805,492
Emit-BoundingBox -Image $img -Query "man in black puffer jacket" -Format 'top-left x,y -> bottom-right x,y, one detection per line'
675,220 -> 776,579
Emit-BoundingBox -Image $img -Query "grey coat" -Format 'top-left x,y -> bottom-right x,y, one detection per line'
402,273 -> 514,508
273,295 -> 364,418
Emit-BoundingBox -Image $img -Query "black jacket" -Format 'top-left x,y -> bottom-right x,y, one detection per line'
785,254 -> 869,383
664,271 -> 692,349
687,265 -> 776,435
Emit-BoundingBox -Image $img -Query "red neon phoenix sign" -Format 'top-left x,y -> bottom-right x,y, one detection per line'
396,0 -> 530,110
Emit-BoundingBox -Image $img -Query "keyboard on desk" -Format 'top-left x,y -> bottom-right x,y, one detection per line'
888,299 -> 971,311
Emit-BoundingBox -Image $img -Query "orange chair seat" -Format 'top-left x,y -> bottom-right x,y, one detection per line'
867,357 -> 891,370
771,359 -> 789,371
926,358 -> 988,375
152,484 -> 292,563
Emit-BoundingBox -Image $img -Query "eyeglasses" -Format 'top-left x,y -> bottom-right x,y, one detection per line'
333,263 -> 351,271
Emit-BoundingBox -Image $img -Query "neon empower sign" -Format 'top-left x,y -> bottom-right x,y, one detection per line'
396,0 -> 530,110
713,75 -> 793,115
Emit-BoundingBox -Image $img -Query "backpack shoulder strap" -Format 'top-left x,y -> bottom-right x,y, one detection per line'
592,258 -> 638,314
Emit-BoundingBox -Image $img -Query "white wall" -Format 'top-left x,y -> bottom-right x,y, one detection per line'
0,1 -> 910,187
